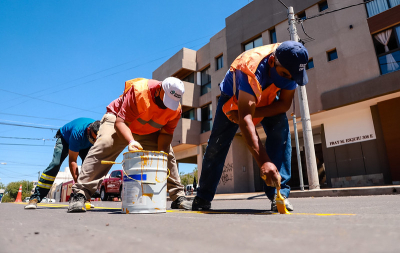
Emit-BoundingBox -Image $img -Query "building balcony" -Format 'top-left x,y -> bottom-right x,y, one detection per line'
181,81 -> 200,108
171,118 -> 201,152
153,48 -> 197,81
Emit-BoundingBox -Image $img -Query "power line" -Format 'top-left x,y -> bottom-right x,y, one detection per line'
0,121 -> 59,130
0,136 -> 55,141
0,143 -> 54,147
0,88 -> 103,115
278,0 -> 288,9
304,0 -> 374,21
1,34 -> 214,111
0,112 -> 69,122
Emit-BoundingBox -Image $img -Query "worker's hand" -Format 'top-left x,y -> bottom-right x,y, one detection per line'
128,140 -> 143,151
226,110 -> 239,123
260,162 -> 281,188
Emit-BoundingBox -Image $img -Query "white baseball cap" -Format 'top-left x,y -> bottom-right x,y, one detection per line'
162,77 -> 185,110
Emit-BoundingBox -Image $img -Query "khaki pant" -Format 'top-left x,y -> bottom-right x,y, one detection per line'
72,113 -> 184,201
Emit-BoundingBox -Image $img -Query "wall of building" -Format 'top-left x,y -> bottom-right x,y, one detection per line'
153,0 -> 400,192
377,97 -> 400,184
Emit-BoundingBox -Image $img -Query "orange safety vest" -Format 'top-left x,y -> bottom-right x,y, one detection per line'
121,78 -> 181,135
222,43 -> 281,125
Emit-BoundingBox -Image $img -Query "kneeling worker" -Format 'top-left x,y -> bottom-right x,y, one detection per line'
25,118 -> 100,209
68,77 -> 191,212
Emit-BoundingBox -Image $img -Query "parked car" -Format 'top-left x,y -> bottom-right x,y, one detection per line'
41,197 -> 56,203
24,197 -> 30,202
100,170 -> 123,201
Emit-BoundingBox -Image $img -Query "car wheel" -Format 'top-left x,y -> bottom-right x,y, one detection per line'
100,188 -> 108,201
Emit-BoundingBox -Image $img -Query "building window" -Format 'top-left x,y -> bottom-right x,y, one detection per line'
270,28 -> 277,44
244,37 -> 263,51
182,108 -> 196,120
319,1 -> 329,12
216,55 -> 223,70
365,0 -> 400,17
297,11 -> 306,20
200,67 -> 211,95
201,103 -> 212,133
373,25 -> 400,74
306,58 -> 314,70
182,73 -> 194,83
327,49 -> 338,61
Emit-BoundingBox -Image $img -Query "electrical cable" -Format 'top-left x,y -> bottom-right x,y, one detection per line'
0,143 -> 54,147
1,34 -> 214,110
0,89 -> 103,115
0,136 -> 55,141
0,121 -> 59,130
278,0 -> 288,9
304,0 -> 374,21
0,112 -> 69,122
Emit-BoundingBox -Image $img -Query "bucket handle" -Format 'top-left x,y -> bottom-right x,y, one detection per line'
155,168 -> 170,183
101,160 -> 170,184
101,161 -> 122,165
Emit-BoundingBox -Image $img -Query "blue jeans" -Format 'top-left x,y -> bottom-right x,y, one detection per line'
197,93 -> 292,201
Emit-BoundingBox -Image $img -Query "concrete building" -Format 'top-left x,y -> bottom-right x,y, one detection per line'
153,0 -> 400,193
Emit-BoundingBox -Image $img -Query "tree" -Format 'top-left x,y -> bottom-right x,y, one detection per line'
179,167 -> 198,188
0,182 -> 5,190
2,180 -> 34,202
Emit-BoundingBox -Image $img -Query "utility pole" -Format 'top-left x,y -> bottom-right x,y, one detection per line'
287,6 -> 320,190
38,171 -> 40,182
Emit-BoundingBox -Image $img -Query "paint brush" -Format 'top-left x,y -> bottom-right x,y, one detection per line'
276,187 -> 291,214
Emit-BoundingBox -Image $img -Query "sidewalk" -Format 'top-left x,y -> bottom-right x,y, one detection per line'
180,185 -> 400,201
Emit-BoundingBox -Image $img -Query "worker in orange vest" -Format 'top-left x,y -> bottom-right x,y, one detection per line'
193,41 -> 309,212
68,77 -> 191,212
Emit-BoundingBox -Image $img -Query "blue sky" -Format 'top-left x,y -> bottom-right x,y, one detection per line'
0,0 -> 251,186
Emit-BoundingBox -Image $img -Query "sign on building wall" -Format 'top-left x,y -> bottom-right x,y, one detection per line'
324,108 -> 376,148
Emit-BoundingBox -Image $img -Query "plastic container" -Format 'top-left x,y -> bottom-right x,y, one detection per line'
121,151 -> 168,214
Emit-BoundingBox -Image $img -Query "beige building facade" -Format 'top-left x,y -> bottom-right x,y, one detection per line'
153,0 -> 400,193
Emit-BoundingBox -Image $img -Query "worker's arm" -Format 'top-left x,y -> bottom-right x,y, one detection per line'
158,128 -> 173,152
68,150 -> 79,183
237,90 -> 281,187
253,89 -> 295,118
115,116 -> 143,150
226,89 -> 295,123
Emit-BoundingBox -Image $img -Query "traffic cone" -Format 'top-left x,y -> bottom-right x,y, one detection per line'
15,185 -> 22,202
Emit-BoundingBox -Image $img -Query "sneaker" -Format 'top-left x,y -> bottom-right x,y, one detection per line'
270,194 -> 294,212
171,196 -> 192,210
67,193 -> 87,213
192,196 -> 211,211
24,199 -> 38,209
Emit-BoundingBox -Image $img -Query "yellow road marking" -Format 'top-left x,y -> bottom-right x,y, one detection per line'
12,203 -> 355,216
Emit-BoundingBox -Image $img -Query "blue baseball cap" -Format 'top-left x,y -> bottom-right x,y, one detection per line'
275,41 -> 309,86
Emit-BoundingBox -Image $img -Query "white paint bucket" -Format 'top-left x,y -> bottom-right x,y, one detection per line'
121,151 -> 168,214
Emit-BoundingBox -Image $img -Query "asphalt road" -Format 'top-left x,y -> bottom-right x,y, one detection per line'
1,195 -> 399,253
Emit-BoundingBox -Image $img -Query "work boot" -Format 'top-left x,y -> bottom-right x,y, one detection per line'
68,193 -> 87,213
24,199 -> 38,209
171,196 -> 192,210
270,194 -> 294,212
192,196 -> 211,211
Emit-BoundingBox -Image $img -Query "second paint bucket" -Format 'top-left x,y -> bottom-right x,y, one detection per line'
121,151 -> 168,214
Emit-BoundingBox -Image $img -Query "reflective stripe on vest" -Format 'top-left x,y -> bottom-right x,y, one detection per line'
137,118 -> 164,129
120,78 -> 181,134
223,43 -> 282,125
